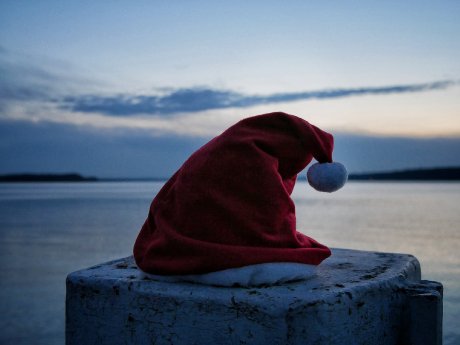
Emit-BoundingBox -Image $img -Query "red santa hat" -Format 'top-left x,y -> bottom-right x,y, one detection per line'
134,112 -> 336,276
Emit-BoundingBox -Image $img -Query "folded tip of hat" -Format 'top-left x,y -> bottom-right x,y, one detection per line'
307,162 -> 348,193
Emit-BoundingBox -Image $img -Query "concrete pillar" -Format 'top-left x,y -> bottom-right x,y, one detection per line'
403,280 -> 443,345
66,248 -> 442,345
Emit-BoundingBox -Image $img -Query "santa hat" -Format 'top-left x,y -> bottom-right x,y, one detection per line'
134,112 -> 344,276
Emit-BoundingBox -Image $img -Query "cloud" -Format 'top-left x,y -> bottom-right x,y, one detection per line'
61,89 -> 242,116
0,48 -> 104,107
1,118 -> 459,178
60,80 -> 457,116
333,133 -> 460,173
1,48 -> 459,138
0,119 -> 207,178
0,63 -> 56,104
1,47 -> 457,119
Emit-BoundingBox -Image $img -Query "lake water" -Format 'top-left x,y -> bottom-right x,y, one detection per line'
0,181 -> 459,344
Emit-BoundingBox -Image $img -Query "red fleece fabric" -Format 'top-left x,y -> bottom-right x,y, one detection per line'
134,112 -> 334,275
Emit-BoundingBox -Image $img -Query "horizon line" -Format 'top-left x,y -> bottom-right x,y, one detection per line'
1,166 -> 460,182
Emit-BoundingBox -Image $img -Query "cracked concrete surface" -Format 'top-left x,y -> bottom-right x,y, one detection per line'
66,248 -> 442,345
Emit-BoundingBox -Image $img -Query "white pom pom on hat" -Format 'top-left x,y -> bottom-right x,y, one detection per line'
307,162 -> 348,193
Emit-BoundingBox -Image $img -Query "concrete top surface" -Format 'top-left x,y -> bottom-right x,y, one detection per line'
68,248 -> 421,309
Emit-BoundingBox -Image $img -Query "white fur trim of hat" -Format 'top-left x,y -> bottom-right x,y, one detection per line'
140,262 -> 317,287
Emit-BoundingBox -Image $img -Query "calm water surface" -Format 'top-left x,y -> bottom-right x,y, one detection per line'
0,181 -> 459,344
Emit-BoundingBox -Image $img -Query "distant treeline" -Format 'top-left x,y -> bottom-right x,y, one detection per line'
2,167 -> 460,182
349,167 -> 460,181
0,173 -> 98,182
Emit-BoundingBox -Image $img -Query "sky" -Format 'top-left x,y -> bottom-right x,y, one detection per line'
1,1 -> 459,177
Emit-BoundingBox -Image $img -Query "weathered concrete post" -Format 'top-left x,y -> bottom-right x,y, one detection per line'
66,248 -> 442,345
404,280 -> 443,345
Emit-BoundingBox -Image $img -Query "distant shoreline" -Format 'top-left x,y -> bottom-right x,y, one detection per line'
1,167 -> 460,182
0,173 -> 98,183
348,167 -> 460,181
0,173 -> 169,183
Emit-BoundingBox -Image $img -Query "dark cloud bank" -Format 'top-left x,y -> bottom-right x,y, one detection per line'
61,80 -> 456,116
1,119 -> 459,178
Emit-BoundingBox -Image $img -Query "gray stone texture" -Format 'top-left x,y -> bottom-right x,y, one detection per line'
66,248 -> 442,345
